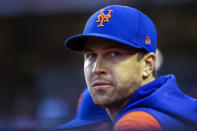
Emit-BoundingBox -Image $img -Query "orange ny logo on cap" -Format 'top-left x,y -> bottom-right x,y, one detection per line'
145,36 -> 151,45
96,10 -> 113,27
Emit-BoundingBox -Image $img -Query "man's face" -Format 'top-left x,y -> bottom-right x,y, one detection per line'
84,38 -> 144,107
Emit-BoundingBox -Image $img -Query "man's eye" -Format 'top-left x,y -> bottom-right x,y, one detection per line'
110,51 -> 121,57
86,53 -> 96,59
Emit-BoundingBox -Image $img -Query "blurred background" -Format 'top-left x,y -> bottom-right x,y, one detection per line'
0,0 -> 197,130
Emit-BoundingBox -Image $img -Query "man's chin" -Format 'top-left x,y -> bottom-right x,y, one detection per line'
93,96 -> 112,108
95,102 -> 110,108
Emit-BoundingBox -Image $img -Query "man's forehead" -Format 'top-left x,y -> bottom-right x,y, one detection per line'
84,37 -> 136,51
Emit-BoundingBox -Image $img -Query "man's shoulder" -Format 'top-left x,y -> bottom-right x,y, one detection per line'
114,111 -> 162,131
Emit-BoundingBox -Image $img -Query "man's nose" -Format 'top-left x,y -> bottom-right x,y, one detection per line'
92,56 -> 108,75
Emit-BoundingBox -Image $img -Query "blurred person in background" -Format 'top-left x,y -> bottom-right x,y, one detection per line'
8,89 -> 37,131
37,96 -> 70,130
56,88 -> 112,131
64,5 -> 197,131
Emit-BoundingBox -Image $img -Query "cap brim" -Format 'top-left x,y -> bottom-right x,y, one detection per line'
65,33 -> 142,51
56,118 -> 110,130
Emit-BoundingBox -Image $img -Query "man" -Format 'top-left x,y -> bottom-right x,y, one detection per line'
65,5 -> 197,131
56,88 -> 112,131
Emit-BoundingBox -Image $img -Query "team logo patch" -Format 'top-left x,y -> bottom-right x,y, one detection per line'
145,36 -> 151,45
96,10 -> 113,27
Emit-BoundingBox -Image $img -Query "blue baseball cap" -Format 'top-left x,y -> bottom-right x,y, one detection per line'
65,5 -> 157,53
56,88 -> 111,130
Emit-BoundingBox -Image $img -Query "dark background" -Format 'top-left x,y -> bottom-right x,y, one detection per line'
0,0 -> 197,130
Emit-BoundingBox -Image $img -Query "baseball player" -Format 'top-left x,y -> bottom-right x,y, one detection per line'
64,5 -> 197,131
56,88 -> 112,131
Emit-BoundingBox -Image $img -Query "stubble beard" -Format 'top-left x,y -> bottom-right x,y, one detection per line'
85,70 -> 141,109
90,81 -> 139,109
91,91 -> 114,108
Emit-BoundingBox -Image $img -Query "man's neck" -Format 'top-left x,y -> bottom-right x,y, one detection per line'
105,98 -> 130,121
142,74 -> 155,86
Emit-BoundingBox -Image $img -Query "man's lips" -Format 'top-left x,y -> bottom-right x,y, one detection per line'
92,81 -> 112,88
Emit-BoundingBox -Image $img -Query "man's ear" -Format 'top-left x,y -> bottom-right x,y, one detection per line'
142,53 -> 156,79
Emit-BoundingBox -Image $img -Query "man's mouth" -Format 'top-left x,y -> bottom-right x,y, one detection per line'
92,81 -> 112,89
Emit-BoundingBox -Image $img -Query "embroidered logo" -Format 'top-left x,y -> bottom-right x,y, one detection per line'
145,36 -> 151,45
96,10 -> 113,27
